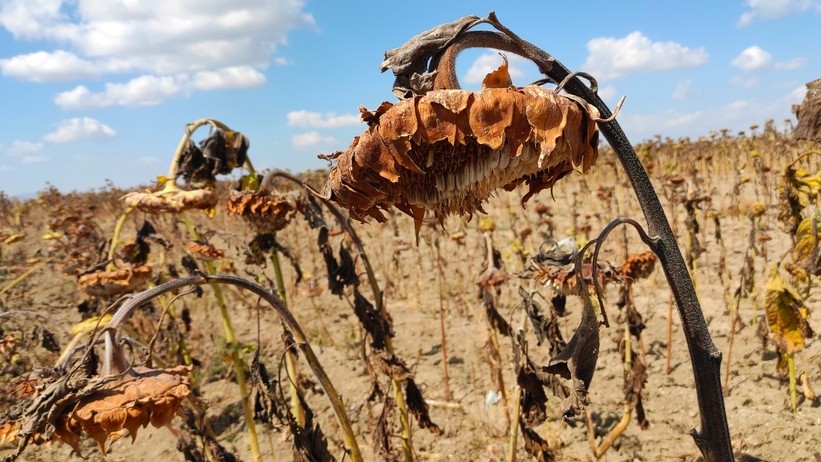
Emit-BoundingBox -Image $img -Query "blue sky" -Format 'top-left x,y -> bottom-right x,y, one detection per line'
0,1 -> 818,197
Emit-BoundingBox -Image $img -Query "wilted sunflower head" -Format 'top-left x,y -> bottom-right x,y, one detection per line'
325,58 -> 600,233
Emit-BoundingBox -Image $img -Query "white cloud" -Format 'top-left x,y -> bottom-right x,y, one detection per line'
672,79 -> 699,100
44,117 -> 117,143
192,66 -> 266,90
463,53 -> 527,84
730,75 -> 760,88
582,31 -> 708,80
0,50 -> 118,81
292,131 -> 336,149
22,155 -> 48,164
732,46 -> 772,71
597,86 -> 618,105
0,1 -> 314,75
6,140 -> 44,157
287,111 -> 361,128
619,86 -> 805,140
0,165 -> 11,172
738,0 -> 821,27
775,57 -> 806,70
0,1 -> 313,105
55,75 -> 187,109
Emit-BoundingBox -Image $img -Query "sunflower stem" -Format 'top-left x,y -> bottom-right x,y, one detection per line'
270,245 -> 307,428
179,214 -> 263,462
106,206 -> 135,271
788,353 -> 797,413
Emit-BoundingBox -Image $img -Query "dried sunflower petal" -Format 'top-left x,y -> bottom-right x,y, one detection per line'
226,189 -> 298,233
121,189 -> 218,213
183,241 -> 225,260
54,366 -> 192,453
326,62 -> 599,226
78,265 -> 153,297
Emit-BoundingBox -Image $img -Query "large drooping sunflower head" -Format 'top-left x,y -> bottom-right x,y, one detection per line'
325,58 -> 600,231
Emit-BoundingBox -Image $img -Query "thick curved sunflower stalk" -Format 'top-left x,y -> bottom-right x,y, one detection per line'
324,13 -> 733,461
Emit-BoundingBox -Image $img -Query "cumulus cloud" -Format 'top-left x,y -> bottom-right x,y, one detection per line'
775,57 -> 806,70
0,0 -> 313,105
192,66 -> 266,90
463,53 -> 527,84
6,140 -> 44,157
582,31 -> 708,80
55,75 -> 188,109
292,131 -> 337,149
729,75 -> 760,88
0,50 -> 118,81
738,0 -> 821,27
732,46 -> 772,71
597,86 -> 618,105
619,86 -> 805,140
44,117 -> 117,143
21,155 -> 48,164
287,111 -> 361,128
672,79 -> 698,100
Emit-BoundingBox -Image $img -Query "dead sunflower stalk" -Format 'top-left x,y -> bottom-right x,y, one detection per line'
323,13 -> 732,461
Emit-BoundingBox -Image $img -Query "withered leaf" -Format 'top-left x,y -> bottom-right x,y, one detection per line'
543,292 -> 600,418
200,129 -> 249,176
318,228 -> 357,295
482,289 -> 512,336
512,332 -> 548,428
381,15 -> 482,98
404,378 -> 442,435
482,55 -> 513,89
353,287 -> 393,350
764,271 -> 813,356
249,350 -> 281,427
520,424 -> 556,462
374,354 -> 441,435
373,394 -> 393,458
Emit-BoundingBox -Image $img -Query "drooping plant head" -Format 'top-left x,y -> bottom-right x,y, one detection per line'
324,14 -> 613,235
122,119 -> 252,214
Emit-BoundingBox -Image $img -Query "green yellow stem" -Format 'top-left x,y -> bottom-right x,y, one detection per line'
788,353 -> 797,413
271,247 -> 306,428
180,214 -> 262,462
107,206 -> 135,271
269,170 -> 414,462
0,258 -> 52,298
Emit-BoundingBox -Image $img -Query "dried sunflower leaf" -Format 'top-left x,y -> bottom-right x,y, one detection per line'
543,292 -> 600,418
764,270 -> 813,355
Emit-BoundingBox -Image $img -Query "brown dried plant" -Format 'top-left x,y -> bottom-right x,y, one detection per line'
326,55 -> 602,236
